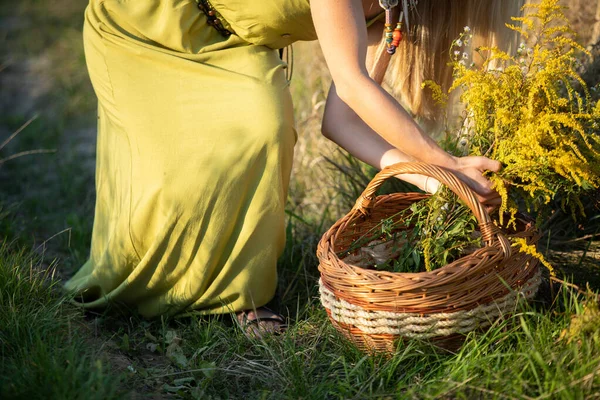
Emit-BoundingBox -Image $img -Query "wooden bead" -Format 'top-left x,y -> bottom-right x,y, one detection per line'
392,29 -> 402,47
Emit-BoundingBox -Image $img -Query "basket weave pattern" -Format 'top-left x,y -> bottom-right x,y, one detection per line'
317,162 -> 541,353
320,268 -> 541,338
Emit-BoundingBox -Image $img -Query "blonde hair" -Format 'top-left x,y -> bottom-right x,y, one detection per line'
370,0 -> 525,121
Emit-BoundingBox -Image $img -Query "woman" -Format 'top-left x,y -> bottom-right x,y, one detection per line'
65,0 -> 521,336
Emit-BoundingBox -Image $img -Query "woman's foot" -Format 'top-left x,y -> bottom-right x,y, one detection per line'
236,307 -> 287,339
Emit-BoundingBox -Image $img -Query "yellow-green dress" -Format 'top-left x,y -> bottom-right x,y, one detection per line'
65,0 -> 317,318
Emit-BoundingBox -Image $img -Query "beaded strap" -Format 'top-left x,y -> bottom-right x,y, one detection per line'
196,0 -> 232,38
379,0 -> 403,55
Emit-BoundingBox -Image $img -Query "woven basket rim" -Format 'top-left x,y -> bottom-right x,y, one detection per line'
318,193 -> 538,281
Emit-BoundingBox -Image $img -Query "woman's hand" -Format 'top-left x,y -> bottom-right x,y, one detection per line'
447,156 -> 502,206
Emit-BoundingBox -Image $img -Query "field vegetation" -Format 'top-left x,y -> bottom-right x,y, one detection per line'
1,1 -> 599,399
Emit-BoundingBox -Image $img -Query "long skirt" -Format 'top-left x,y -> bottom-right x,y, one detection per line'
64,1 -> 296,318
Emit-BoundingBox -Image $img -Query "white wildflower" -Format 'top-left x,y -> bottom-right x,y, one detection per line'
456,39 -> 463,47
462,52 -> 469,59
464,26 -> 471,32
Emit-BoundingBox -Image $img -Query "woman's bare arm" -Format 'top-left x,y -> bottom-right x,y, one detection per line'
311,0 -> 501,203
322,82 -> 441,193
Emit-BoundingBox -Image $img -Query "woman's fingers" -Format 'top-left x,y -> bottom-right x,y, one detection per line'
452,168 -> 492,195
451,156 -> 502,205
458,156 -> 502,173
477,191 -> 501,205
473,156 -> 502,173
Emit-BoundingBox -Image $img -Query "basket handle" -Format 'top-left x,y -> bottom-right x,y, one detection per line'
352,162 -> 512,258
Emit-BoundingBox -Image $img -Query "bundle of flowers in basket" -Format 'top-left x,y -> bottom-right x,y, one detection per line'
317,162 -> 541,353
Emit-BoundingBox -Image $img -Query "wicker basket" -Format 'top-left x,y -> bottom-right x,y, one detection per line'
317,162 -> 542,353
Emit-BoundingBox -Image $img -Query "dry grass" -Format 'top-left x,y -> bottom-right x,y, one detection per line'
561,0 -> 600,46
287,42 -> 341,227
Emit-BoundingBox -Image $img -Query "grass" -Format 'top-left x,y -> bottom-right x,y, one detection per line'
1,1 -> 600,399
0,244 -> 122,399
22,274 -> 597,399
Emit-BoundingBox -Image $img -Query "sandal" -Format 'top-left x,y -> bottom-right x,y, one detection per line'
236,306 -> 288,339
